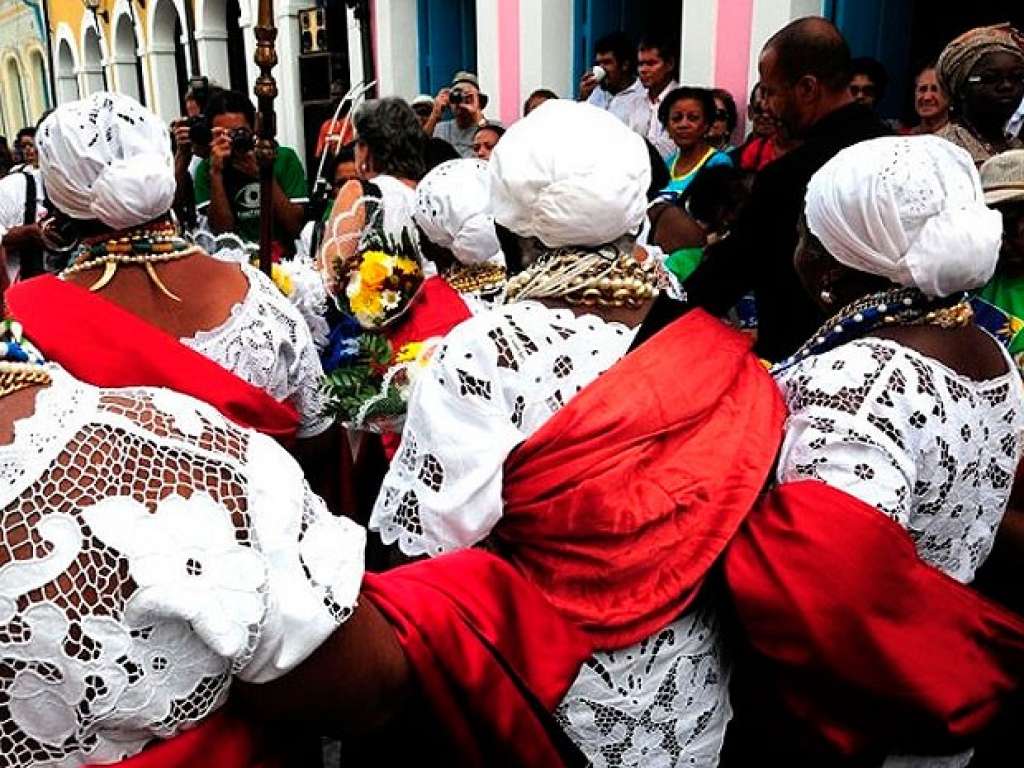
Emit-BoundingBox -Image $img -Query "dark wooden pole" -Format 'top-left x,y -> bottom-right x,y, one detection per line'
254,0 -> 278,276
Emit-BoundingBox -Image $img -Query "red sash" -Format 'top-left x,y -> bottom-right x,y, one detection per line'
503,309 -> 786,649
6,276 -> 299,442
724,480 -> 1024,757
363,549 -> 592,767
87,711 -> 282,768
386,275 -> 472,351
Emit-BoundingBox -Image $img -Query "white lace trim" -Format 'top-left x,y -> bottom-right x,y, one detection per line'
0,368 -> 364,766
775,337 -> 1024,584
370,301 -> 635,556
181,263 -> 333,438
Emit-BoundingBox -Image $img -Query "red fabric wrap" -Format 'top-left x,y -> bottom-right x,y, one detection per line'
386,275 -> 473,351
502,309 -> 786,649
88,710 -> 281,768
724,480 -> 1024,757
363,549 -> 592,768
6,276 -> 299,442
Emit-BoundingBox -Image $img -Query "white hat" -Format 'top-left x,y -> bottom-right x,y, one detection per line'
488,99 -> 650,248
411,94 -> 435,109
415,159 -> 502,265
980,149 -> 1024,206
37,92 -> 175,229
805,135 -> 1001,297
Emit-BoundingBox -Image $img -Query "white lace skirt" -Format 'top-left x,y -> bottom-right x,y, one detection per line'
556,598 -> 731,768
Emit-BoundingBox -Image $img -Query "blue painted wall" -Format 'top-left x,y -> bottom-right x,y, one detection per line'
418,0 -> 478,96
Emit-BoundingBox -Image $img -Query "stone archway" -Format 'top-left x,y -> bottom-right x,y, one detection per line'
113,11 -> 145,103
148,0 -> 188,120
56,35 -> 80,105
81,25 -> 105,95
3,56 -> 29,131
27,48 -> 50,118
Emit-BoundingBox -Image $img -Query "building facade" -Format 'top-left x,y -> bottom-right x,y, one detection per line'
0,0 -> 50,137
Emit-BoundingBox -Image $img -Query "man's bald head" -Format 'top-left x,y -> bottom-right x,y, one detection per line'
762,17 -> 852,93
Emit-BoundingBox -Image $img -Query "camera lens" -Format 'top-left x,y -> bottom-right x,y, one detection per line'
231,129 -> 255,154
449,89 -> 464,106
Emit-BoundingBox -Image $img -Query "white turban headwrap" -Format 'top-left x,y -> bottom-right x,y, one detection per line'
489,99 -> 651,248
414,159 -> 502,266
37,92 -> 176,229
805,136 -> 1002,297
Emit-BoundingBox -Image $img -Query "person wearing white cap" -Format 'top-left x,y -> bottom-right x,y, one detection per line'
372,99 -> 790,767
749,135 -> 1024,766
973,149 -> 1024,373
413,158 -> 506,305
5,92 -> 332,444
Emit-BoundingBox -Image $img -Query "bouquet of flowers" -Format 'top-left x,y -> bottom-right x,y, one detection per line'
336,226 -> 424,329
320,314 -> 436,432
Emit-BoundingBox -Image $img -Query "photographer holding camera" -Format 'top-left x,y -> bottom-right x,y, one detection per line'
425,71 -> 490,158
172,79 -> 221,230
194,89 -> 308,253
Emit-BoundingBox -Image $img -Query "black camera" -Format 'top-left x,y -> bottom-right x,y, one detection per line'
449,88 -> 466,106
186,115 -> 212,146
231,128 -> 256,154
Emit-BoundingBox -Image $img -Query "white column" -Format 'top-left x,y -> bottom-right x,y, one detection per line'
274,0 -> 306,161
475,0 -> 500,117
748,0 -> 826,97
345,3 -> 364,88
519,0 -> 572,102
373,0 -> 418,99
112,55 -> 142,101
681,0 -> 718,87
147,43 -> 181,120
196,31 -> 231,85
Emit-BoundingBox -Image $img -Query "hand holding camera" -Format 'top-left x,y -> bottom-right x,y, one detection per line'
210,126 -> 258,177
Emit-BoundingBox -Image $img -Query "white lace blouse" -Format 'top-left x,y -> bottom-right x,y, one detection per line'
370,301 -> 731,767
775,337 -> 1024,768
181,263 -> 332,439
776,337 -> 1024,584
0,367 -> 365,767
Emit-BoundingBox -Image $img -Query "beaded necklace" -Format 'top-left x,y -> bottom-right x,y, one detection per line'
0,320 -> 50,399
505,244 -> 658,309
60,219 -> 197,301
446,263 -> 507,299
772,286 -> 974,374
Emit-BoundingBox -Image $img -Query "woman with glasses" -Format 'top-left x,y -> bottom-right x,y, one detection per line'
935,24 -> 1024,165
707,88 -> 738,151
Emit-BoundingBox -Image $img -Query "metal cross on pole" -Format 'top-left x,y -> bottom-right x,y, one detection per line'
253,0 -> 278,277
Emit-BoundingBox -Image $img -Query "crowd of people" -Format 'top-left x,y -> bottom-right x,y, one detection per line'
1,13 -> 1024,768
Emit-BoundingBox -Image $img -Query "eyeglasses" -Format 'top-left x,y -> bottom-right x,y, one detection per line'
849,84 -> 877,97
713,110 -> 729,121
966,70 -> 1024,87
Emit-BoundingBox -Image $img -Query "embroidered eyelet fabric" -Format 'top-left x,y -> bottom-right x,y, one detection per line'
370,300 -> 731,767
775,338 -> 1024,585
0,367 -> 365,767
181,263 -> 332,438
775,338 -> 1024,768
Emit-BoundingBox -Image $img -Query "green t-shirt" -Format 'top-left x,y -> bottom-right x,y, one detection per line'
194,146 -> 308,245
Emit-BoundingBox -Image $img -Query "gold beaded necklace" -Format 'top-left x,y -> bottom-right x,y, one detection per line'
505,244 -> 658,309
60,221 -> 197,301
0,362 -> 51,398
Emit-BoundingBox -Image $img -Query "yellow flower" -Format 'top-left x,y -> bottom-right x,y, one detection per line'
350,288 -> 383,319
396,341 -> 425,363
362,250 -> 395,270
359,260 -> 390,289
394,257 -> 421,276
270,264 -> 294,297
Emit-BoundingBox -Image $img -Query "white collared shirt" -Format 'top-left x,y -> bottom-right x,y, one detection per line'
645,79 -> 680,160
586,77 -> 651,137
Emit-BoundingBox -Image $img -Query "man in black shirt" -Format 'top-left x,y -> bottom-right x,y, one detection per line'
683,17 -> 891,361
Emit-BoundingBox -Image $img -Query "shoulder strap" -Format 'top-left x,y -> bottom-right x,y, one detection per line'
21,170 -> 36,226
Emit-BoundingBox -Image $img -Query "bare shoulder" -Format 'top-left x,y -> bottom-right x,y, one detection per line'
870,323 -> 1009,381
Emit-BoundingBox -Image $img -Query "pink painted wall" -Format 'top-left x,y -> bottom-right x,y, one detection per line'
714,0 -> 754,139
496,0 -> 521,126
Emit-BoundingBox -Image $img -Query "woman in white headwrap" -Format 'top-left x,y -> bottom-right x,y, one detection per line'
370,99 -> 788,767
729,135 -> 1024,767
414,158 -> 507,306
5,92 -> 331,449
